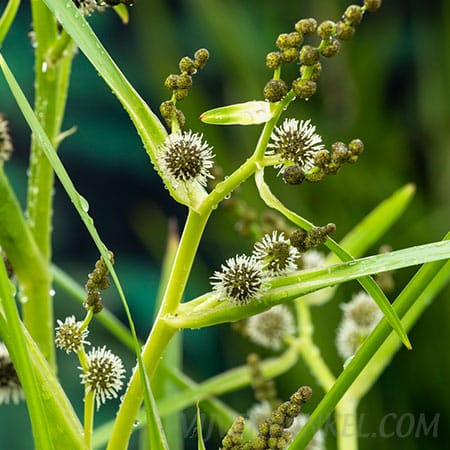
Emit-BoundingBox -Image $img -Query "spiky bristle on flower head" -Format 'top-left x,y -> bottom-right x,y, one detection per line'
267,118 -> 325,172
80,346 -> 126,410
210,255 -> 264,305
0,343 -> 24,405
158,130 -> 214,187
341,291 -> 383,328
246,305 -> 295,350
55,315 -> 90,354
253,231 -> 300,275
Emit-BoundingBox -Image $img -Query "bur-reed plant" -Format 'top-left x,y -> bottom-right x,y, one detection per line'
0,1 -> 449,449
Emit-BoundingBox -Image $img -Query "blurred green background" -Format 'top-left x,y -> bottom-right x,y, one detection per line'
0,0 -> 449,449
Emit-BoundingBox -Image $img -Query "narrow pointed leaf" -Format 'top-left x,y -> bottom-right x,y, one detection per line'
0,261 -> 55,450
200,101 -> 272,125
196,403 -> 207,450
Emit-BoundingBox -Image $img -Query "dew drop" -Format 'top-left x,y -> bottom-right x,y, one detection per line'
49,289 -> 56,297
79,196 -> 90,213
41,61 -> 48,73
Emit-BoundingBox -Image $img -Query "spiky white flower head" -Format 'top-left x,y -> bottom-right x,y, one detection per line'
267,118 -> 325,172
80,346 -> 126,410
246,305 -> 295,350
253,231 -> 300,276
0,342 -> 24,405
287,414 -> 325,450
158,130 -> 214,187
55,315 -> 90,354
336,292 -> 382,359
341,292 -> 383,329
247,400 -> 272,430
302,250 -> 326,269
72,0 -> 106,16
210,255 -> 264,305
336,319 -> 369,359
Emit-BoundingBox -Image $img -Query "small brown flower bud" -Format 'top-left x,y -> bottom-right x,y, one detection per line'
159,100 -> 175,119
295,18 -> 317,35
344,5 -> 363,25
276,33 -> 290,49
266,51 -> 282,70
348,138 -> 364,155
299,45 -> 319,65
264,79 -> 288,102
194,48 -> 209,68
335,21 -> 356,40
282,165 -> 305,185
286,31 -> 303,47
331,141 -> 350,163
164,74 -> 179,90
292,78 -> 317,99
364,0 -> 382,13
320,38 -> 341,57
281,47 -> 299,63
317,20 -> 336,39
177,73 -> 192,89
179,56 -> 197,75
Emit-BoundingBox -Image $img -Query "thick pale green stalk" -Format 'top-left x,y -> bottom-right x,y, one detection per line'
107,210 -> 210,450
0,259 -> 54,450
19,0 -> 75,368
295,300 -> 336,392
0,167 -> 51,360
335,397 -> 358,450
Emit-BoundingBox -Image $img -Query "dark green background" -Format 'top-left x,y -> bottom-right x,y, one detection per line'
0,0 -> 449,449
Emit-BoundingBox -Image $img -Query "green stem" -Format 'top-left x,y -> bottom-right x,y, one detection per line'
107,210 -> 210,450
22,0 -> 74,369
335,396 -> 358,450
0,0 -> 20,45
84,389 -> 95,449
295,300 -> 336,392
0,167 -> 52,359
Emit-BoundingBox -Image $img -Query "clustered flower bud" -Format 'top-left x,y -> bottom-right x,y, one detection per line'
0,115 -> 13,163
247,353 -> 279,407
84,252 -> 114,313
272,130 -> 363,184
290,224 -> 336,253
262,2 -> 381,105
160,48 -> 210,129
222,386 -> 313,449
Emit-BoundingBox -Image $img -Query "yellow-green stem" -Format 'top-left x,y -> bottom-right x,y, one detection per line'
336,396 -> 359,450
84,389 -> 95,449
107,209 -> 210,449
296,299 -> 336,391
